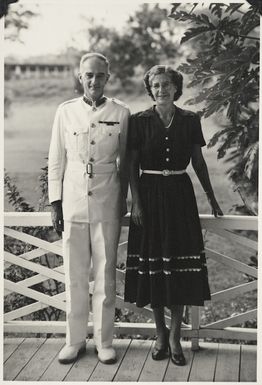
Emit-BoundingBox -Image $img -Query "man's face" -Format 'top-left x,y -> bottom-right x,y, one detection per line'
79,57 -> 109,101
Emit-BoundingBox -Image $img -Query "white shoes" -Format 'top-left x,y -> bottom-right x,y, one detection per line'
95,346 -> 117,364
58,341 -> 86,364
58,341 -> 116,365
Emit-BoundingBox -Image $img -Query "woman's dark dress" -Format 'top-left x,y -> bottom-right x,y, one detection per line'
124,105 -> 211,308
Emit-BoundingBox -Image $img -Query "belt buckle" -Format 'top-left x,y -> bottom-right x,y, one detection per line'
86,163 -> 93,176
162,169 -> 171,176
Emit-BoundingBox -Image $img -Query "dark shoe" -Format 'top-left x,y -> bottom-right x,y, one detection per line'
170,350 -> 186,366
152,329 -> 170,361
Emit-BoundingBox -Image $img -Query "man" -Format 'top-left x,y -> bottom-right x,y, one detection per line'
48,53 -> 130,364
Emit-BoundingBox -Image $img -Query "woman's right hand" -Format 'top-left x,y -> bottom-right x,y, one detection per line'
206,193 -> 223,217
131,201 -> 144,226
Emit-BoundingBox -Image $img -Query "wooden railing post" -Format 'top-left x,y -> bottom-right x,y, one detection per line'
191,306 -> 200,351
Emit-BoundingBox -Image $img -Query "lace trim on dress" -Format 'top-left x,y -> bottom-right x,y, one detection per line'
128,255 -> 202,261
126,267 -> 202,274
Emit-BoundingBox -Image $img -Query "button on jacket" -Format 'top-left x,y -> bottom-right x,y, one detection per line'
48,96 -> 130,222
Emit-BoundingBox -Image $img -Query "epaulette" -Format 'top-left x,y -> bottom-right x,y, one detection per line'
111,97 -> 129,110
59,97 -> 81,108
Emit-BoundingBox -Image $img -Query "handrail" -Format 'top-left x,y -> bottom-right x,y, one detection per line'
3,212 -> 259,230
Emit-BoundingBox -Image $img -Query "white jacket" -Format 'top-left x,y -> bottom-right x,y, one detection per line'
48,96 -> 130,223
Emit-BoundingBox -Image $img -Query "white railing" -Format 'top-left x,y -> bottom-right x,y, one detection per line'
4,212 -> 257,350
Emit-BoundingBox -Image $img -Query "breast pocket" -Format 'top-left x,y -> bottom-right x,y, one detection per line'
65,127 -> 89,153
99,125 -> 120,153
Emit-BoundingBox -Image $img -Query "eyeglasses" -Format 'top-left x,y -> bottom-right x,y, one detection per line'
151,81 -> 174,90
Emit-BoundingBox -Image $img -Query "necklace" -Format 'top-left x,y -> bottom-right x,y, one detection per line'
155,106 -> 175,128
165,113 -> 175,129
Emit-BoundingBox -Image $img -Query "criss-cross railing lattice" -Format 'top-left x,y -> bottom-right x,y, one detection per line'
4,212 -> 257,349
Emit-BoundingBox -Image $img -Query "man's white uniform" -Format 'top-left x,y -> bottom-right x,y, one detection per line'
48,95 -> 129,349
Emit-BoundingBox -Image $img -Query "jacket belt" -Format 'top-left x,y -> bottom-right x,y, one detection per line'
67,161 -> 117,174
142,169 -> 186,176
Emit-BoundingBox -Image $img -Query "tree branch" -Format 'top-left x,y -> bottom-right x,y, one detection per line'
238,34 -> 259,41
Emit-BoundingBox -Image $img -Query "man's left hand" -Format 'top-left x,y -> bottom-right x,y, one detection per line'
51,200 -> 64,236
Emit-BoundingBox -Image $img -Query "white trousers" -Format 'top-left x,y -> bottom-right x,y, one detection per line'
63,220 -> 121,348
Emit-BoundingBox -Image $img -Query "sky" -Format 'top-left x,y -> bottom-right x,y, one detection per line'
4,0 -> 252,59
4,1 -> 171,58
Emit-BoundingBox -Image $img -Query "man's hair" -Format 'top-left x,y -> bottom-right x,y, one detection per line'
79,53 -> 110,74
144,65 -> 183,101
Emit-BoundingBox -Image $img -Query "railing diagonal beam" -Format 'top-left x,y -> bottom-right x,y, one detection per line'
211,281 -> 257,302
114,295 -> 173,325
4,251 -> 65,283
20,240 -> 62,261
206,248 -> 257,278
4,279 -> 66,311
4,227 -> 63,256
207,228 -> 258,251
4,292 -> 66,322
4,265 -> 64,297
203,309 -> 257,329
4,241 -> 62,272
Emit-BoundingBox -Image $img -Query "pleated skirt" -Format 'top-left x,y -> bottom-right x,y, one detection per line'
124,173 -> 211,308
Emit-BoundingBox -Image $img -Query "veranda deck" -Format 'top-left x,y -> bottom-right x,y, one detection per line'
4,337 -> 257,382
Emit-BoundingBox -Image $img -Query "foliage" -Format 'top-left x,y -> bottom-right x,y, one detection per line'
4,2 -> 38,41
0,0 -> 18,19
126,4 -> 177,72
4,169 -> 64,327
4,2 -> 38,117
5,172 -> 35,212
74,4 -> 178,89
169,3 -> 259,215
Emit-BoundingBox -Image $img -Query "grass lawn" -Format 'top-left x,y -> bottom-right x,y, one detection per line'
4,77 -> 257,331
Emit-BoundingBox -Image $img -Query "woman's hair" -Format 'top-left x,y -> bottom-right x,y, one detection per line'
144,65 -> 183,101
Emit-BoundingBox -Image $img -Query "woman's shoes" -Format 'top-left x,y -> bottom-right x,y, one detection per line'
152,329 -> 186,366
170,350 -> 186,366
152,329 -> 170,360
169,341 -> 186,366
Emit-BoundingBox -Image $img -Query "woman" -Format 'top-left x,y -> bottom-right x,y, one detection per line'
124,65 -> 223,366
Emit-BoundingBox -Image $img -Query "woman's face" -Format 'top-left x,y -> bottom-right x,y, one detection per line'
150,73 -> 177,105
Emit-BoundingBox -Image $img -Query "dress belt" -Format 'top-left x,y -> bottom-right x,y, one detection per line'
67,161 -> 117,175
142,169 -> 186,176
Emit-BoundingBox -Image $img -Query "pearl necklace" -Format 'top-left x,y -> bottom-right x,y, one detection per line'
165,113 -> 175,129
156,106 -> 175,128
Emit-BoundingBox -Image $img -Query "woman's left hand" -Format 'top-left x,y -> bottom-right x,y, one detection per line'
207,193 -> 223,217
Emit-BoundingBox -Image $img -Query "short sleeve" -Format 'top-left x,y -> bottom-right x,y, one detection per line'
192,114 -> 206,147
127,114 -> 141,150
